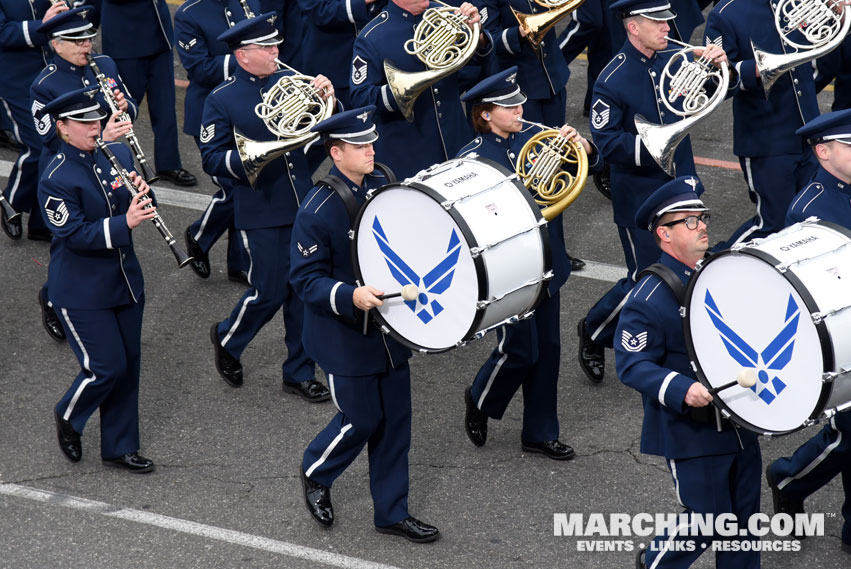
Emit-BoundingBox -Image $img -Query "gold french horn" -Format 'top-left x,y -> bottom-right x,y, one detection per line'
234,58 -> 334,187
515,119 -> 588,221
384,1 -> 481,122
512,0 -> 585,50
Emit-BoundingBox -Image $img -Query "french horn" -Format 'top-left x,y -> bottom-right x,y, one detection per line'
234,59 -> 334,186
752,0 -> 851,95
512,0 -> 585,50
384,1 -> 480,122
634,38 -> 729,177
515,119 -> 588,221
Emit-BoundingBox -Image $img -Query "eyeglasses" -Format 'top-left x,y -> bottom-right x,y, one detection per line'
63,35 -> 95,46
660,212 -> 711,230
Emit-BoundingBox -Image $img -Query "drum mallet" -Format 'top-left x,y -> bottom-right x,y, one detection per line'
363,285 -> 420,335
377,284 -> 419,301
708,369 -> 758,395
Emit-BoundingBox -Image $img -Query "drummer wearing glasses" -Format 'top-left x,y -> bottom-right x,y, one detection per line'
457,67 -> 601,460
768,109 -> 851,555
615,176 -> 761,569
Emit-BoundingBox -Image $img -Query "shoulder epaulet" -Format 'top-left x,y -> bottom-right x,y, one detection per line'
363,11 -> 390,37
638,264 -> 685,305
717,0 -> 737,14
211,76 -> 236,94
458,137 -> 483,156
45,153 -> 67,179
179,0 -> 202,14
600,52 -> 627,83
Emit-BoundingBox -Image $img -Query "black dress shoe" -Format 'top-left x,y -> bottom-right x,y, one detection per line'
635,546 -> 647,569
842,541 -> 851,554
1,206 -> 22,240
464,386 -> 488,447
283,379 -> 330,403
0,129 -> 21,151
27,227 -> 52,241
766,461 -> 805,516
227,270 -> 250,285
569,256 -> 586,271
300,468 -> 334,527
54,410 -> 81,463
376,516 -> 440,543
102,452 -> 155,473
156,168 -> 198,187
577,318 -> 605,383
184,227 -> 211,279
39,291 -> 66,342
211,323 -> 243,387
521,439 -> 575,460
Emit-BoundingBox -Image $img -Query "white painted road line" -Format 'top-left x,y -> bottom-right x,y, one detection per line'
0,158 -> 625,284
0,483 -> 402,569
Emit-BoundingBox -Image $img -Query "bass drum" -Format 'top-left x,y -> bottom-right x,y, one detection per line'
684,219 -> 851,435
352,156 -> 551,352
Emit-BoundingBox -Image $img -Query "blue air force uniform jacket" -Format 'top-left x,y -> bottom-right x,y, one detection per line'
290,166 -> 412,375
590,41 -> 701,227
349,1 -> 492,179
456,125 -> 602,294
174,0 -> 259,138
38,140 -> 144,309
705,0 -> 819,157
298,0 -> 387,94
615,252 -> 758,459
31,53 -> 139,159
478,0 -> 570,100
0,0 -> 51,95
89,0 -> 173,58
786,167 -> 851,226
200,66 -> 319,230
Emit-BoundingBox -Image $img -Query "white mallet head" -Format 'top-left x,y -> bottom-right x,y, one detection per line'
737,369 -> 757,388
400,284 -> 418,302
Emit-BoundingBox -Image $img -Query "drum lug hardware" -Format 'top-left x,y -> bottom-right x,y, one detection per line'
822,368 -> 849,383
536,218 -> 547,227
476,299 -> 491,309
678,306 -> 686,318
543,270 -> 554,281
347,229 -> 355,240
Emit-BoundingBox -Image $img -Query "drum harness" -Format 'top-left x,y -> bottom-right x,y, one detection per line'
638,262 -> 745,442
317,163 -> 396,332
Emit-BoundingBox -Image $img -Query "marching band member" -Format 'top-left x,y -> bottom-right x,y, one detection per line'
704,0 -> 819,245
30,5 -> 138,343
175,0 -> 256,283
769,110 -> 851,555
616,177 -> 761,569
291,106 -> 439,542
41,87 -> 156,473
457,67 -> 601,459
297,0 -> 389,110
31,6 -> 137,174
576,0 -> 729,384
349,0 -> 493,179
478,0 -> 571,127
815,34 -> 851,112
0,0 -> 67,241
86,0 -> 198,187
201,13 -> 330,402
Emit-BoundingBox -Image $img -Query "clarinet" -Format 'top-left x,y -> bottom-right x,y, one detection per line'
239,0 -> 255,17
86,54 -> 159,184
0,194 -> 21,224
95,138 -> 192,268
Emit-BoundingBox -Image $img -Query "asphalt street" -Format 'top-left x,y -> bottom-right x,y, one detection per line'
0,5 -> 848,569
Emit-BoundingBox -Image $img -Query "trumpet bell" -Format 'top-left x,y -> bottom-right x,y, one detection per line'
234,130 -> 319,187
512,0 -> 585,50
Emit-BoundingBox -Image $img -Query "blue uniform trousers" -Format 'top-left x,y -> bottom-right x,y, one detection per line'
722,151 -> 818,247
188,137 -> 248,273
585,225 -> 657,347
112,50 -> 182,172
55,298 -> 144,459
646,442 -> 762,569
215,226 -> 314,383
521,89 -> 567,130
0,95 -> 45,231
769,411 -> 851,546
471,291 -> 561,442
302,361 -> 411,526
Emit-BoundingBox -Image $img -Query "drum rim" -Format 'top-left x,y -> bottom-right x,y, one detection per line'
682,222 -> 851,435
349,156 -> 552,352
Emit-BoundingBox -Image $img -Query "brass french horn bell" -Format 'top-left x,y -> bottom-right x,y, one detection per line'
512,0 -> 586,50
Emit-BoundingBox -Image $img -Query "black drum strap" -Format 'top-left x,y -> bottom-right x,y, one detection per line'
638,263 -> 686,305
318,162 -> 396,229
